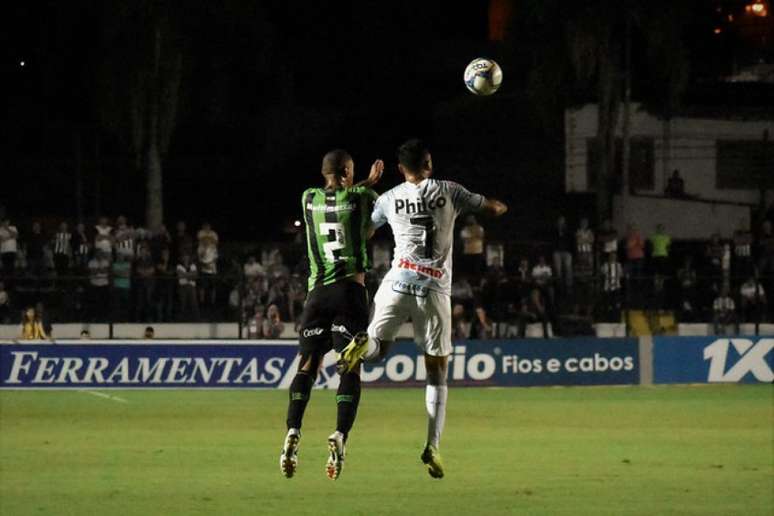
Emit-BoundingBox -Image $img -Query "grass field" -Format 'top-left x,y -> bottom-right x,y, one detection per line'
0,385 -> 772,516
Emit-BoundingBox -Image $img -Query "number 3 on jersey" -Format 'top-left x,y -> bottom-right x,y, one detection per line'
409,215 -> 435,259
320,222 -> 346,262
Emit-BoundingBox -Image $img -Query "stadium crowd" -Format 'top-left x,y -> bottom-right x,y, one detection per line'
2,207 -> 773,338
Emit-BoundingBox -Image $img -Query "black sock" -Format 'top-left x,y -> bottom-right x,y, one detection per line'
335,372 -> 361,440
286,371 -> 315,430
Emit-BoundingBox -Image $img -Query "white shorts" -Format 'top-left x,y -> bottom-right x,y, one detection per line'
368,281 -> 452,357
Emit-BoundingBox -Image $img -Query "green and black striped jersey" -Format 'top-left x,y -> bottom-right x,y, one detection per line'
302,186 -> 378,292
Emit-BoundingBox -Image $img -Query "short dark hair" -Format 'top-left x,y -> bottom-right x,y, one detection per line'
321,149 -> 353,178
397,139 -> 430,173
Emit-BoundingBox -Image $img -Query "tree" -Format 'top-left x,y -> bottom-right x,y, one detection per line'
97,0 -> 184,228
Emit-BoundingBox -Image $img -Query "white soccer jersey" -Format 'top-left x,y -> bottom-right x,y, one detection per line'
372,178 -> 484,296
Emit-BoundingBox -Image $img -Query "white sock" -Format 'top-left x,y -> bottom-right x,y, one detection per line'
362,335 -> 381,361
425,385 -> 448,449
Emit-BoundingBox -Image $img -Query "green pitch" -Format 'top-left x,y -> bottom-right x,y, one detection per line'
1,385 -> 772,516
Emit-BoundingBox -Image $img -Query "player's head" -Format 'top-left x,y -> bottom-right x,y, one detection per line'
397,139 -> 432,179
321,149 -> 354,187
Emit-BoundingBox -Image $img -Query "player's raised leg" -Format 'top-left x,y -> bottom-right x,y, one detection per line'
414,290 -> 452,479
280,349 -> 323,478
326,283 -> 370,480
326,369 -> 361,480
421,353 -> 448,479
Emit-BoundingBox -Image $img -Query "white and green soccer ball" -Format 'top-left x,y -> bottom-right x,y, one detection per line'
464,58 -> 503,96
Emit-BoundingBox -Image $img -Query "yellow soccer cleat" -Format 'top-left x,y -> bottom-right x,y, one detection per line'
420,444 -> 444,479
336,332 -> 369,374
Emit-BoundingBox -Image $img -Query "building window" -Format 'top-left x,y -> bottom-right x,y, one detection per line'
586,137 -> 655,193
716,140 -> 774,190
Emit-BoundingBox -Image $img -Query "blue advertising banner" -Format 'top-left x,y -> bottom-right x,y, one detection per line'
0,341 -> 299,389
0,338 -> 639,389
363,339 -> 639,387
653,337 -> 774,384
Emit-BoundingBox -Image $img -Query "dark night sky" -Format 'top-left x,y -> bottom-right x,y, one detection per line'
5,1 -> 497,239
4,1 -> 772,240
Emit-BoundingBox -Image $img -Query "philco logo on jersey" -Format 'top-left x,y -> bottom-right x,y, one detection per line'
703,338 -> 773,382
398,258 -> 444,279
394,196 -> 447,215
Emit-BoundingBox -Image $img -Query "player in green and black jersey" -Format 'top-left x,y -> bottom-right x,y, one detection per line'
280,149 -> 383,481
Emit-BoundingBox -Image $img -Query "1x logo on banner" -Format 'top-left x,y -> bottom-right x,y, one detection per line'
704,338 -> 774,383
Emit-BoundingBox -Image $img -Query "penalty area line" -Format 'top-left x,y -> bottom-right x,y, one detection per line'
77,389 -> 130,404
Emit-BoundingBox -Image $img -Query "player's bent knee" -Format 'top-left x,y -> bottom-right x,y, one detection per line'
425,355 -> 449,386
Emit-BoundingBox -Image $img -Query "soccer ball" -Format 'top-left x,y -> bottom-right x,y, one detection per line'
464,58 -> 503,96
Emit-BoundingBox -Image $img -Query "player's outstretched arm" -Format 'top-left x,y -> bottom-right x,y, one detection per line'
480,198 -> 508,217
356,159 -> 384,188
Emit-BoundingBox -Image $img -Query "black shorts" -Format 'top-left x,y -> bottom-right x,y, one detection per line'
298,280 -> 370,355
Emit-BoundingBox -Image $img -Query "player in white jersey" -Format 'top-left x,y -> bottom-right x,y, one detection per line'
338,139 -> 507,478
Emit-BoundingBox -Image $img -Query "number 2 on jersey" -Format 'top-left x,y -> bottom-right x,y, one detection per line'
409,215 -> 435,259
319,222 -> 346,262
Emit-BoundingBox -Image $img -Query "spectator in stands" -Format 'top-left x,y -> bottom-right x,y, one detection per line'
460,215 -> 485,278
597,219 -> 618,259
176,253 -> 199,321
111,254 -> 132,321
732,219 -> 754,280
72,222 -> 91,272
516,257 -> 530,284
452,275 -> 475,310
172,221 -> 193,266
88,251 -> 111,321
677,255 -> 698,321
712,286 -> 738,335
114,216 -> 136,261
154,248 -> 175,322
575,217 -> 594,313
247,306 -> 265,338
452,303 -> 470,340
288,274 -> 306,324
575,218 -> 594,277
196,222 -> 219,308
135,244 -> 156,322
19,306 -> 48,340
0,281 -> 10,324
52,221 -> 72,278
94,217 -> 113,256
739,275 -> 767,323
262,303 -> 285,338
243,255 -> 265,281
149,224 -> 171,261
80,330 -> 90,339
144,326 -> 155,339
531,255 -> 554,306
267,275 -> 292,321
471,306 -> 495,339
265,248 -> 290,279
521,288 -> 550,339
705,232 -> 724,282
650,223 -> 671,291
600,252 -> 623,321
665,169 -> 685,198
35,301 -> 53,338
26,221 -> 47,276
625,224 -> 645,281
551,215 -> 573,294
0,218 -> 19,279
